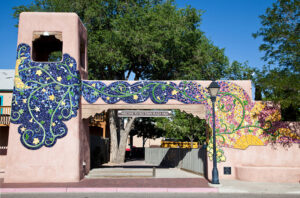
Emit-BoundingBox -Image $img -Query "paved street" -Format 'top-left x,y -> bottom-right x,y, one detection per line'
1,193 -> 300,198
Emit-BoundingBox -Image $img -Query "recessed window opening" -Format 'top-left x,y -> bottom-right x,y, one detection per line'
32,31 -> 62,62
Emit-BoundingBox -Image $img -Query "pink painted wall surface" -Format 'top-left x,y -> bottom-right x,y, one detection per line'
5,12 -> 87,183
0,156 -> 6,170
17,12 -> 88,79
5,121 -> 81,183
207,144 -> 300,183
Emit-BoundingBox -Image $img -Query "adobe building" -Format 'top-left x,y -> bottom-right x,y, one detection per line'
3,12 -> 300,183
5,12 -> 89,183
0,69 -> 14,175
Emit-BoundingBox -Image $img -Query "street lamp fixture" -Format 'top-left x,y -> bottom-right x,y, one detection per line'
208,80 -> 220,184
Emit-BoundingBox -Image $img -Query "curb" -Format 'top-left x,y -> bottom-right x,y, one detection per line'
0,187 -> 218,193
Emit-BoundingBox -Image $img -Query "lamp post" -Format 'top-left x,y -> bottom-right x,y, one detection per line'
208,80 -> 220,184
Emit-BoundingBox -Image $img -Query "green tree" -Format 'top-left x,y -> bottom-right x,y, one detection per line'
13,0 -> 232,81
155,110 -> 207,147
253,0 -> 300,120
13,0 -> 252,163
130,117 -> 165,147
224,61 -> 255,80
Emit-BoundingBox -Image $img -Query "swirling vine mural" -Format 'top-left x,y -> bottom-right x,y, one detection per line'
12,44 -> 299,154
82,81 -> 208,104
82,80 -> 300,162
11,44 -> 81,149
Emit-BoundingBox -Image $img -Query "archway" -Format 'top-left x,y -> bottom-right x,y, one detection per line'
86,107 -> 209,179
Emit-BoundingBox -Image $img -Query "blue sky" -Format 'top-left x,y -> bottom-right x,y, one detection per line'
0,0 -> 275,71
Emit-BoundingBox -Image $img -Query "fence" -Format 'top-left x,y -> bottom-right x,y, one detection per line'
0,106 -> 11,126
145,147 -> 207,175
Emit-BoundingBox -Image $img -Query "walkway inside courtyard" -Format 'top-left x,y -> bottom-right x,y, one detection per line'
87,159 -> 202,179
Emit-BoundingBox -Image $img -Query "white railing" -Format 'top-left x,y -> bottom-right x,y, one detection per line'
0,106 -> 11,126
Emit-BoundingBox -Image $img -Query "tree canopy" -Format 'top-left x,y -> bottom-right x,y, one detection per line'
155,110 -> 207,145
129,117 -> 165,146
13,0 -> 256,162
13,0 -> 246,81
253,0 -> 299,120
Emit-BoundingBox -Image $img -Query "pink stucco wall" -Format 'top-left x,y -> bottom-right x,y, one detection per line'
4,116 -> 90,183
207,144 -> 300,183
5,121 -> 81,183
4,12 -> 88,183
0,155 -> 6,170
17,12 -> 88,79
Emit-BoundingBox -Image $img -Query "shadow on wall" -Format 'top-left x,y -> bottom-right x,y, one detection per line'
90,135 -> 109,168
159,148 -> 186,168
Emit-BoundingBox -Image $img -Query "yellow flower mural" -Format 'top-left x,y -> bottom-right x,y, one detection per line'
233,135 -> 264,150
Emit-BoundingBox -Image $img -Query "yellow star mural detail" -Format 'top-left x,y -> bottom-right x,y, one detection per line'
33,138 -> 40,145
49,95 -> 55,101
34,107 -> 40,112
36,70 -> 42,76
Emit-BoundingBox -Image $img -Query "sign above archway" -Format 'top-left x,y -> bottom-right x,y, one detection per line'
118,110 -> 172,117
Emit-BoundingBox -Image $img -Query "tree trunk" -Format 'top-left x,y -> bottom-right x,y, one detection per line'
109,110 -> 118,163
188,136 -> 194,149
115,117 -> 135,163
109,109 -> 136,164
142,136 -> 148,148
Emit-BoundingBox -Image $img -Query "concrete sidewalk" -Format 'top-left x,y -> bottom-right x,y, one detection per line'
1,170 -> 300,194
218,179 -> 300,194
86,167 -> 202,178
1,160 -> 299,194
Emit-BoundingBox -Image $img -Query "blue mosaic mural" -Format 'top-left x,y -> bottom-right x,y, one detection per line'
12,44 -> 297,153
82,81 -> 210,104
11,43 -> 81,149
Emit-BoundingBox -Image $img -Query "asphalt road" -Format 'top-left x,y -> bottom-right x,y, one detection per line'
1,193 -> 300,198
